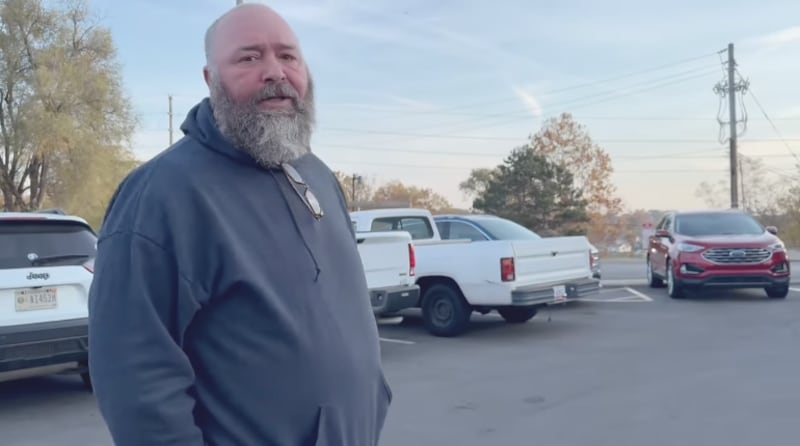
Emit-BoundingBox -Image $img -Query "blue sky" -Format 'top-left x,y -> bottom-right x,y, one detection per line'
88,0 -> 799,211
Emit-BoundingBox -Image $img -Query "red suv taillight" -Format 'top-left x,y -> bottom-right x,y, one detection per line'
83,258 -> 95,273
408,243 -> 416,277
501,257 -> 515,282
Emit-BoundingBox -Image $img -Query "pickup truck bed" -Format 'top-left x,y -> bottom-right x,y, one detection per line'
355,231 -> 420,317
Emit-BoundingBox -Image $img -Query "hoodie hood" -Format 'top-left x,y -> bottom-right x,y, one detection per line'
180,97 -> 260,167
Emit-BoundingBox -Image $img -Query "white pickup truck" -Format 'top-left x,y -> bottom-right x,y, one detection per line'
351,208 -> 600,337
355,230 -> 420,318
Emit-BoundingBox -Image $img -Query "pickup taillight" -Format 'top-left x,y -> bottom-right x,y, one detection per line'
589,250 -> 595,269
83,258 -> 95,273
408,243 -> 416,277
501,257 -> 515,282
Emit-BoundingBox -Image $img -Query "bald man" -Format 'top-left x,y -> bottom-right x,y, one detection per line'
87,4 -> 391,445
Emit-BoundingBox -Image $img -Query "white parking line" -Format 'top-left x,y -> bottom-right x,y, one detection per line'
624,287 -> 654,302
380,337 -> 416,345
577,297 -> 627,302
790,287 -> 800,293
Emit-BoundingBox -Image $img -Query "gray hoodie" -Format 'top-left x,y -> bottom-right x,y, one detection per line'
88,98 -> 391,445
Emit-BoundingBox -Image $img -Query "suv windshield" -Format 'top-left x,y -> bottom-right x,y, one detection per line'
674,213 -> 765,237
0,220 -> 97,269
475,218 -> 542,240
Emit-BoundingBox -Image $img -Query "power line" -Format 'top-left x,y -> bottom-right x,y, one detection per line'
738,76 -> 800,164
342,64 -> 720,121
327,160 -> 796,174
342,66 -> 722,148
318,143 -> 727,159
364,50 -> 723,116
320,126 -> 799,143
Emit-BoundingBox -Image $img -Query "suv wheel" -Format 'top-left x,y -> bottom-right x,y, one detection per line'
667,260 -> 685,299
765,285 -> 789,299
647,257 -> 664,288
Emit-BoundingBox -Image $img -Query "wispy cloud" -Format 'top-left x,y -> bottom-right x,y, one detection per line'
512,86 -> 543,118
272,0 -> 539,73
782,105 -> 800,117
744,26 -> 800,51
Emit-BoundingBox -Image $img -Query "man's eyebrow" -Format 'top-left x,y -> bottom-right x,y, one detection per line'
235,43 -> 299,53
236,44 -> 264,53
274,42 -> 299,52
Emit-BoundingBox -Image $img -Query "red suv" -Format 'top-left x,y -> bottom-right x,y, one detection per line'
646,210 -> 791,299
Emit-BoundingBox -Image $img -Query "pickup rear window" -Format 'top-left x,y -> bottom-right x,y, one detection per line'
0,220 -> 97,269
370,216 -> 433,240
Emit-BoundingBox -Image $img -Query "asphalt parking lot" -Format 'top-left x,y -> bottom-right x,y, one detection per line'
378,285 -> 800,446
2,285 -> 800,445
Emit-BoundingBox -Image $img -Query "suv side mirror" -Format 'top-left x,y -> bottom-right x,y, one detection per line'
766,226 -> 778,235
655,229 -> 671,238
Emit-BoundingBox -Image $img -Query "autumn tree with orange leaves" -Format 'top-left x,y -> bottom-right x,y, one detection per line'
370,180 -> 454,213
528,113 -> 624,247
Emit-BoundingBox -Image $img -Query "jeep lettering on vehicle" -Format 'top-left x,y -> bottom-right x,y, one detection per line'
27,272 -> 50,280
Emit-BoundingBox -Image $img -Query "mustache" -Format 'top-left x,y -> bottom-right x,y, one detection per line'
251,82 -> 302,108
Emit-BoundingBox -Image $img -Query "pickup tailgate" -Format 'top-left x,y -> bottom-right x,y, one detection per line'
356,231 -> 414,290
512,236 -> 592,285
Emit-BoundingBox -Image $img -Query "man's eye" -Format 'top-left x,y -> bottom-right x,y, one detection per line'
240,56 -> 257,62
280,54 -> 297,61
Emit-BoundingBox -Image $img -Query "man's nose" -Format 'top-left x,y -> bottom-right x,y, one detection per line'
260,54 -> 286,83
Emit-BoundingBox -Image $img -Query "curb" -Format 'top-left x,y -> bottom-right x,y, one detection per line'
602,279 -> 800,287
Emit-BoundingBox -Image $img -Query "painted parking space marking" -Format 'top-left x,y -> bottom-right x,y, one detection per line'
623,287 -> 654,301
380,337 -> 416,345
576,286 -> 652,303
790,288 -> 800,293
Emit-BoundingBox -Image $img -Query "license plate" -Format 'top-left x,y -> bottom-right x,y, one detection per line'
553,285 -> 567,303
15,288 -> 58,312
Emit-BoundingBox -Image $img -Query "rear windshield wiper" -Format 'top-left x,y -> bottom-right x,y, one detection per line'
31,254 -> 91,266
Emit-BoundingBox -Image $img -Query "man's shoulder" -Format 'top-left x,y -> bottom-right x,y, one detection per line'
99,138 -> 207,237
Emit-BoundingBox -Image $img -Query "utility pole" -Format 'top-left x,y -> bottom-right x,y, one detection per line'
727,43 -> 738,209
739,158 -> 746,211
351,174 -> 361,211
715,43 -> 745,209
168,94 -> 174,145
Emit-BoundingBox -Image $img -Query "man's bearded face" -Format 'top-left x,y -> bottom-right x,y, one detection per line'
209,74 -> 316,168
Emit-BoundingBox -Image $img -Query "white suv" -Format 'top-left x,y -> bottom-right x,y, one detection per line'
0,209 -> 96,388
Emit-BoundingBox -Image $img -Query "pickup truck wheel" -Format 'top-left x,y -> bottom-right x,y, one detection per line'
80,372 -> 93,391
497,307 -> 539,323
765,285 -> 789,299
421,284 -> 471,337
78,360 -> 92,391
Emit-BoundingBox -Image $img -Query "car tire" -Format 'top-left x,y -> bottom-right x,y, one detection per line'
647,257 -> 664,288
80,371 -> 93,391
497,306 -> 539,323
765,285 -> 789,299
421,283 -> 472,337
667,260 -> 685,299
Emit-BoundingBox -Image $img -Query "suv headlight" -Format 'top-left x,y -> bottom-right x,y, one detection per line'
677,242 -> 704,253
769,242 -> 785,253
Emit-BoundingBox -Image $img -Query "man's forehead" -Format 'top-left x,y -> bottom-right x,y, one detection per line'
212,6 -> 300,55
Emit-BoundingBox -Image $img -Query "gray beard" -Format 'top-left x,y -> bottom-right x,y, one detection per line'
209,75 -> 316,168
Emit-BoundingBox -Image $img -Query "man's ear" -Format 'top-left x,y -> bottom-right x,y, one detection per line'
203,66 -> 212,87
